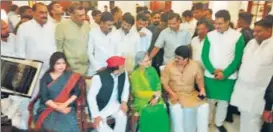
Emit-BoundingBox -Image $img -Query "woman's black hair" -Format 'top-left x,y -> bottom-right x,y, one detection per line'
47,52 -> 68,73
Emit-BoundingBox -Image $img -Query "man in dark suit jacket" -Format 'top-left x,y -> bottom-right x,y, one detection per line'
261,76 -> 273,132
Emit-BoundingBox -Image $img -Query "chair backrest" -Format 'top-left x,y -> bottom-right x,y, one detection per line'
76,77 -> 93,132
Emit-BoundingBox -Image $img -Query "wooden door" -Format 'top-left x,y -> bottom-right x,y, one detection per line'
150,1 -> 172,12
247,1 -> 272,21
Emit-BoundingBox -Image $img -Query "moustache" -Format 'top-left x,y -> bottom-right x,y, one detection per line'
1,34 -> 9,38
122,28 -> 129,33
41,17 -> 47,20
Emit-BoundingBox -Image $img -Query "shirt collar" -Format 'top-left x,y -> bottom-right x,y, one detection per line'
218,27 -> 231,35
168,25 -> 184,33
260,36 -> 273,45
31,19 -> 49,27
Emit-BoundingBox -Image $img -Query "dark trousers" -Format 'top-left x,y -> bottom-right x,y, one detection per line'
225,105 -> 240,122
261,122 -> 273,132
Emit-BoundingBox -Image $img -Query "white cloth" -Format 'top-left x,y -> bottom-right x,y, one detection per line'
96,110 -> 127,132
269,8 -> 273,15
8,11 -> 20,28
231,37 -> 273,115
1,9 -> 8,23
208,99 -> 228,127
205,28 -> 242,79
1,33 -> 16,57
1,95 -> 31,130
47,15 -> 64,25
90,22 -> 99,29
87,10 -> 94,25
131,26 -> 152,52
169,103 -> 209,132
87,27 -> 117,75
180,19 -> 197,37
113,29 -> 141,56
191,36 -> 204,64
240,110 -> 262,132
112,29 -> 141,72
87,72 -> 130,118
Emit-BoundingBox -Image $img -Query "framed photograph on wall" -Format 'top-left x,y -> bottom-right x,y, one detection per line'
28,0 -> 36,7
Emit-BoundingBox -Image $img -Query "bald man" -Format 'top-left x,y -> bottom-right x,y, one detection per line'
1,20 -> 16,57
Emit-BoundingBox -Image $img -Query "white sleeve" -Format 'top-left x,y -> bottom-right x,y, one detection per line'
136,36 -> 142,53
15,25 -> 26,58
87,75 -> 102,118
147,30 -> 153,52
87,32 -> 101,71
121,72 -> 130,102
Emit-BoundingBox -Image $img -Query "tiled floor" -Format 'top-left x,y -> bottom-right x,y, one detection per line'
209,115 -> 240,132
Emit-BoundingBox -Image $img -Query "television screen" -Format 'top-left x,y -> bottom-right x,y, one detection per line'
1,56 -> 43,97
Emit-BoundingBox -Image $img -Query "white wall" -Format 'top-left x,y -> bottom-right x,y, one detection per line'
12,1 -> 29,6
209,1 -> 228,19
97,1 -> 109,12
209,1 -> 243,26
172,1 -> 193,15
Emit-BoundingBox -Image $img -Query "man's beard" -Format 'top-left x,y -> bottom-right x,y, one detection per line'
153,22 -> 160,26
1,33 -> 9,39
122,28 -> 129,34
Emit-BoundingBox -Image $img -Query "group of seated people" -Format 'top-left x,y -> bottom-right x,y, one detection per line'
29,45 -> 208,132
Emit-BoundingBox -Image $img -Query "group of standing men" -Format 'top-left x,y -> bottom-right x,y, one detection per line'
1,1 -> 273,132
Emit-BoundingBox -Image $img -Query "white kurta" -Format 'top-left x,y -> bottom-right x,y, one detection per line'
1,33 -> 16,57
8,11 -> 20,28
180,19 -> 197,37
205,28 -> 242,80
87,72 -> 130,118
16,19 -> 56,76
112,29 -> 141,72
90,22 -> 99,29
231,37 -> 273,115
87,27 -> 117,75
191,36 -> 204,63
1,9 -> 8,23
131,26 -> 152,52
47,15 -> 65,25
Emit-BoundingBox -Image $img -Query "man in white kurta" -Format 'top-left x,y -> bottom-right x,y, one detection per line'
47,2 -> 64,24
90,9 -> 101,29
191,19 -> 209,64
16,3 -> 56,97
131,13 -> 152,52
181,10 -> 197,38
87,56 -> 130,132
88,12 -> 116,76
12,3 -> 56,130
112,13 -> 141,73
1,20 -> 16,57
7,5 -> 20,32
202,10 -> 245,132
231,19 -> 273,132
